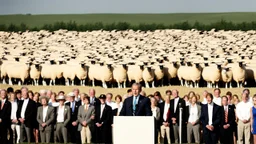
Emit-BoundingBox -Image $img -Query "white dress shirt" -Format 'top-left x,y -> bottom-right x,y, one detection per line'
100,104 -> 105,118
49,101 -> 59,107
57,106 -> 65,123
188,104 -> 198,123
186,101 -> 190,106
213,96 -> 222,106
208,103 -> 214,125
163,103 -> 170,121
21,98 -> 29,119
236,101 -> 253,121
1,99 -> 6,106
43,106 -> 48,122
11,100 -> 18,120
106,101 -> 116,110
201,98 -> 207,105
174,97 -> 179,113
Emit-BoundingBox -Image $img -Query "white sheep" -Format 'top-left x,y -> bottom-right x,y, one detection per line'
5,62 -> 31,85
142,66 -> 155,88
153,64 -> 165,86
41,63 -> 63,86
88,62 -> 113,88
163,61 -> 179,86
127,64 -> 144,84
30,63 -> 42,86
230,62 -> 246,88
113,63 -> 128,88
202,63 -> 222,88
75,62 -> 88,86
221,67 -> 233,88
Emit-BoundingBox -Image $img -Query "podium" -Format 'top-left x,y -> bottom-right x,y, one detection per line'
113,116 -> 155,144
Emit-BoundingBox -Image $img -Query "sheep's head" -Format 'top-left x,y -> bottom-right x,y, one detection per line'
122,64 -> 127,69
159,64 -> 164,70
204,62 -> 209,67
35,64 -> 40,69
172,61 -> 178,68
107,64 -> 112,69
91,60 -> 96,65
194,63 -> 201,68
238,61 -> 243,67
139,65 -> 144,70
147,66 -> 152,71
216,64 -> 222,70
99,62 -> 104,66
14,57 -> 20,62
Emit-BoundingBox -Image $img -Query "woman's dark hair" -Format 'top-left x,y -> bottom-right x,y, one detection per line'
115,95 -> 122,102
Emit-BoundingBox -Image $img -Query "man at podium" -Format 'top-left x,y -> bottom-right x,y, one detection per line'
119,83 -> 152,116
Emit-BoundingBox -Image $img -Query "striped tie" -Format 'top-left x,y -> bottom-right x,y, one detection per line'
225,109 -> 228,123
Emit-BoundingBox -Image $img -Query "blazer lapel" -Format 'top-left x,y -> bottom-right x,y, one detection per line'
206,104 -> 209,124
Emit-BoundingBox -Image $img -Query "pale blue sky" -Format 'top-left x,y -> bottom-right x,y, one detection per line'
0,0 -> 256,15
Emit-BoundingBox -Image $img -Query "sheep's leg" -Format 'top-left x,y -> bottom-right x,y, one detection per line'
225,83 -> 228,89
180,79 -> 184,86
123,81 -> 126,88
102,81 -> 107,89
145,81 -> 150,88
2,77 -> 6,84
229,82 -> 232,88
18,80 -> 21,86
196,81 -> 199,88
237,82 -> 240,88
92,80 -> 95,87
65,79 -> 69,86
49,80 -> 53,86
80,80 -> 83,86
185,80 -> 189,87
240,82 -> 243,88
33,79 -> 36,86
117,82 -> 121,89
216,82 -> 219,88
152,81 -> 155,88
190,82 -> 193,88
9,78 -> 13,85
160,79 -> 164,87
52,80 -> 56,86
71,80 -> 74,86
43,80 -> 47,86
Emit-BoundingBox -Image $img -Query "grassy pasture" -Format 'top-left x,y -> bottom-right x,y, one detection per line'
1,12 -> 256,28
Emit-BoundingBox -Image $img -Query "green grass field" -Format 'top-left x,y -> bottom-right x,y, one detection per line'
1,12 -> 256,28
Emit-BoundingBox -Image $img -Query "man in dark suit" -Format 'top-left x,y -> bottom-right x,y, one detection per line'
95,94 -> 112,143
200,93 -> 221,144
89,89 -> 100,107
119,83 -> 152,116
0,89 -> 11,143
220,96 -> 235,144
65,92 -> 81,144
16,87 -> 36,143
170,89 -> 186,143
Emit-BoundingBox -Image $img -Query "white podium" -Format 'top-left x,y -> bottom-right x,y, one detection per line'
113,116 -> 155,144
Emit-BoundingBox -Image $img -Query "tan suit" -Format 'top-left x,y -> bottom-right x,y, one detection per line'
78,104 -> 95,144
37,106 -> 55,143
55,105 -> 70,143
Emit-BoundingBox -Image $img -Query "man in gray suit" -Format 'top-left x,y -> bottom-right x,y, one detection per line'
185,95 -> 201,143
78,96 -> 95,144
37,96 -> 55,143
55,95 -> 70,143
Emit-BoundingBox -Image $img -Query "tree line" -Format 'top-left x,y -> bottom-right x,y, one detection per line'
1,20 -> 256,32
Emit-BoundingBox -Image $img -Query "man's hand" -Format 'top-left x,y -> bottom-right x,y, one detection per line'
163,122 -> 169,127
191,122 -> 196,126
82,121 -> 87,126
90,115 -> 95,120
223,124 -> 230,129
242,120 -> 248,124
12,119 -> 18,123
96,123 -> 102,127
41,123 -> 47,128
0,119 -> 2,123
19,118 -> 24,123
72,121 -> 77,126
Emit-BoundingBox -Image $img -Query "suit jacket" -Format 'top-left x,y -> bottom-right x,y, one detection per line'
90,97 -> 100,107
170,97 -> 186,125
65,101 -> 81,123
78,104 -> 95,131
159,102 -> 171,125
185,104 -> 201,124
54,105 -> 70,128
200,103 -> 221,129
95,104 -> 112,128
0,99 -> 11,127
220,105 -> 235,127
16,99 -> 36,128
37,106 -> 55,131
119,95 -> 152,116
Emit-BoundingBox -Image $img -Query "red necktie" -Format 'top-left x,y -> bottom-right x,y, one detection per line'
225,109 -> 228,123
166,109 -> 170,122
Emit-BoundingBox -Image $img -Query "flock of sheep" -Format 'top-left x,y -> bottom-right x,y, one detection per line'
0,29 -> 256,88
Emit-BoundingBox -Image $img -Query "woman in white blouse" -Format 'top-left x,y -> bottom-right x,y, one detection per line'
9,92 -> 20,144
151,97 -> 160,143
114,95 -> 123,116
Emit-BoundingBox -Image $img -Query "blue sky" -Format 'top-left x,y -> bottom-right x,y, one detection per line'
1,0 -> 256,15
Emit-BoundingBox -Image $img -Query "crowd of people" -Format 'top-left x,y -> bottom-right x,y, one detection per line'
0,83 -> 255,144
